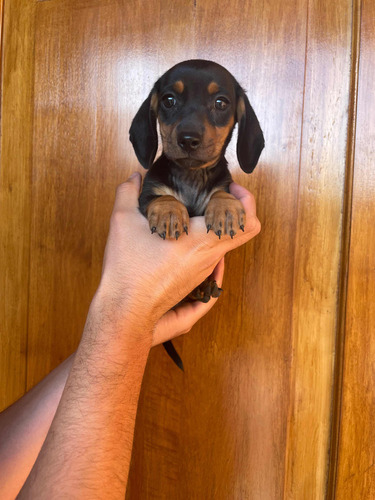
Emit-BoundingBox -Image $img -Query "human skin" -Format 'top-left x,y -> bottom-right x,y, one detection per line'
1,173 -> 260,499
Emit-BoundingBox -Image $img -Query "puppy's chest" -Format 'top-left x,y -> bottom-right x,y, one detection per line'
156,182 -> 220,216
178,183 -> 221,216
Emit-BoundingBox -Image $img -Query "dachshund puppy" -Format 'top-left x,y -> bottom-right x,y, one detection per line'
129,59 -> 264,369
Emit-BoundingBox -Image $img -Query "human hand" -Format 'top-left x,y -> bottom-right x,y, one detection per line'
152,257 -> 224,346
94,173 -> 260,349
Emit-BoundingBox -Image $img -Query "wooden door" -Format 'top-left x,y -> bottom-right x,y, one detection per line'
0,0 -> 372,498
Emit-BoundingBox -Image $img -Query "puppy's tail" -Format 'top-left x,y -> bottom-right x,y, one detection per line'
163,340 -> 184,371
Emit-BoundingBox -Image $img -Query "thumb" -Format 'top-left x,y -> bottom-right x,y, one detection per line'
113,172 -> 142,212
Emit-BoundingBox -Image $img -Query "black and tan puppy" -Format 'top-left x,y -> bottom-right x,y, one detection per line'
129,59 -> 264,368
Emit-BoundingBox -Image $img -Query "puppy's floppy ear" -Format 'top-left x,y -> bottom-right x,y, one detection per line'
236,89 -> 265,173
129,91 -> 158,169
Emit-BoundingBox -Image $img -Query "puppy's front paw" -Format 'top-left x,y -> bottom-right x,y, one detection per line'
205,191 -> 245,239
147,196 -> 189,240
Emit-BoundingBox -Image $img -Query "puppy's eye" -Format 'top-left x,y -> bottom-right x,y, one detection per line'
162,94 -> 177,109
215,97 -> 230,111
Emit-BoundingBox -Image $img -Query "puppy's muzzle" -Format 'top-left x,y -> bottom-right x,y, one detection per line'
177,131 -> 202,153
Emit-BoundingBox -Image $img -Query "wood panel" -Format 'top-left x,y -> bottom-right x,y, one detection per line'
0,0 -> 36,410
284,0 -> 353,497
27,0 -> 162,386
27,0 -> 115,387
335,0 -> 375,497
0,0 -> 364,498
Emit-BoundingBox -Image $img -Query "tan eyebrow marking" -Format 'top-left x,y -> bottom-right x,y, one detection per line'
173,80 -> 184,93
208,81 -> 219,94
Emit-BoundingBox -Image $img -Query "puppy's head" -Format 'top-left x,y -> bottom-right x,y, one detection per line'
129,60 -> 264,173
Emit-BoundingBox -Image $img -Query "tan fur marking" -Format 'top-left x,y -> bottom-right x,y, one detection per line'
210,191 -> 237,201
190,157 -> 221,170
152,185 -> 186,209
152,185 -> 180,199
203,116 -> 235,156
217,115 -> 235,143
151,93 -> 158,114
237,97 -> 246,122
159,121 -> 174,138
147,195 -> 189,239
158,121 -> 178,155
173,80 -> 184,93
205,190 -> 246,237
208,81 -> 219,94
147,195 -> 180,214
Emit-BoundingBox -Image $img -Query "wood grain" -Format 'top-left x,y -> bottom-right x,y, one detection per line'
335,0 -> 375,496
27,0 -> 150,386
0,0 -> 36,411
0,0 -> 370,498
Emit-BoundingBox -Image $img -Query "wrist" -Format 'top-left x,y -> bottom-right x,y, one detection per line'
83,287 -> 154,358
96,279 -> 157,325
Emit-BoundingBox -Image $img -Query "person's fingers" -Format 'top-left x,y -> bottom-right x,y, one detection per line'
229,182 -> 257,216
113,172 -> 142,212
152,257 -> 225,346
228,181 -> 261,239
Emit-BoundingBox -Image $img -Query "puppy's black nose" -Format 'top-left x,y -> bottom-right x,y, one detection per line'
177,133 -> 201,152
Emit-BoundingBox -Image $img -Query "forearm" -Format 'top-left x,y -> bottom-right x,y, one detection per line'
0,354 -> 74,500
18,295 -> 150,499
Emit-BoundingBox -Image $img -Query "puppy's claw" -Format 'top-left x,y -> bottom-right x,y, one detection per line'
230,230 -> 235,239
212,283 -> 223,297
239,225 -> 245,232
175,231 -> 180,240
151,227 -> 157,234
211,282 -> 223,298
184,226 -> 188,235
216,229 -> 222,239
206,224 -> 212,234
159,232 -> 166,240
